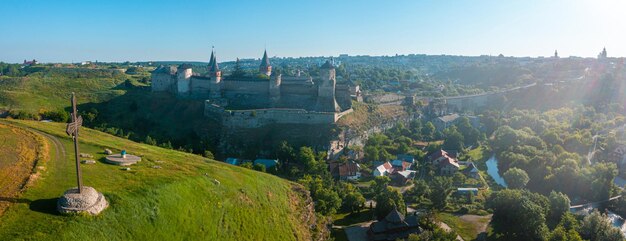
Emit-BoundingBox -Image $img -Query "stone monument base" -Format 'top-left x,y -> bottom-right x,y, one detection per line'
57,186 -> 108,215
104,154 -> 141,166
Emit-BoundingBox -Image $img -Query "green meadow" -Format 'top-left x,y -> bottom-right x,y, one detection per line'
0,120 -> 315,240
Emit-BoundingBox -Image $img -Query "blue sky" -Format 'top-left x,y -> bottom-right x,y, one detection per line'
1,0 -> 624,63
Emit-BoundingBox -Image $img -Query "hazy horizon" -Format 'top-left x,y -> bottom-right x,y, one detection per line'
1,0 -> 625,63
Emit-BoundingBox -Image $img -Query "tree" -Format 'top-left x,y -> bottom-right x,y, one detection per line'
430,176 -> 454,210
408,179 -> 431,203
299,175 -> 341,215
579,210 -> 624,241
442,126 -> 464,151
487,189 -> 549,240
548,191 -> 570,224
456,117 -> 482,146
253,163 -> 266,172
240,162 -> 253,169
548,226 -> 583,241
145,135 -> 157,145
343,191 -> 366,214
422,122 -> 436,141
374,186 -> 406,220
297,147 -> 319,174
231,58 -> 245,77
42,108 -> 69,122
276,141 -> 295,164
371,176 -> 391,195
503,167 -> 529,189
314,188 -> 342,215
203,150 -> 215,159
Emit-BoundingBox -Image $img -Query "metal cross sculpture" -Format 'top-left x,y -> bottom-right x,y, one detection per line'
66,92 -> 84,193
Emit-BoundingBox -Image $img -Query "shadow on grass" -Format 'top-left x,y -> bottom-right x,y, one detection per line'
333,209 -> 374,226
29,198 -> 59,215
0,197 -> 31,204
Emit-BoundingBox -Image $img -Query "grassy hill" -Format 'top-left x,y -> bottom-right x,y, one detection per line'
0,120 -> 319,240
0,123 -> 47,216
0,67 -> 132,112
0,66 -> 221,155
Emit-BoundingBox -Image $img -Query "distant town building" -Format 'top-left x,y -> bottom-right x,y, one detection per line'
598,47 -> 608,59
22,59 -> 37,66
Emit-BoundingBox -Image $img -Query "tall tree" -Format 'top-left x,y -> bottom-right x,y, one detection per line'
503,167 -> 530,189
430,176 -> 454,210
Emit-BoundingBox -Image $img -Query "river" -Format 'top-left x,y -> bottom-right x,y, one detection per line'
485,155 -> 507,188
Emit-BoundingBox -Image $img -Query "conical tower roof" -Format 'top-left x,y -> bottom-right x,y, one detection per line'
260,50 -> 270,68
320,60 -> 334,69
207,48 -> 219,72
208,50 -> 215,68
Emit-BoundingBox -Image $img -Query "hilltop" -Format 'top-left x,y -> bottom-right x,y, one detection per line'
0,120 -> 320,240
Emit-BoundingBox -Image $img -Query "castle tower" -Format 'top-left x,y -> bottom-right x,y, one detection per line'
554,50 -> 559,58
259,50 -> 272,76
316,59 -> 340,112
269,73 -> 282,105
208,50 -> 222,98
176,63 -> 193,95
598,47 -> 608,59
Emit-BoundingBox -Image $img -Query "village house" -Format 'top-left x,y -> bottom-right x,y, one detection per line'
374,160 -> 416,185
329,161 -> 361,180
391,159 -> 412,172
391,170 -> 416,185
373,162 -> 393,177
367,209 -> 422,241
427,150 -> 460,176
432,113 -> 460,131
463,162 -> 481,179
396,154 -> 415,164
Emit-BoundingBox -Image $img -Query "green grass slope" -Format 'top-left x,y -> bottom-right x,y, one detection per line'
0,67 -> 131,112
0,120 -> 316,241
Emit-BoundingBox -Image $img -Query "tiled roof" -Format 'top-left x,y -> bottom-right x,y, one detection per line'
330,161 -> 359,177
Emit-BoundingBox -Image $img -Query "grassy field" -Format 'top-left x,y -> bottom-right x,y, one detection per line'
337,102 -> 409,132
0,120 -> 316,240
0,67 -> 133,112
436,212 -> 491,241
0,123 -> 47,216
0,66 -> 220,155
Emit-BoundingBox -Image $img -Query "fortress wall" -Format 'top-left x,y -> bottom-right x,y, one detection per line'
335,88 -> 352,110
280,83 -> 317,95
223,109 -> 337,128
190,77 -> 211,96
222,80 -> 269,94
151,73 -> 174,92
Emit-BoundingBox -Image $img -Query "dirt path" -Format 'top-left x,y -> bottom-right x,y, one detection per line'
30,128 -> 66,164
0,123 -> 64,216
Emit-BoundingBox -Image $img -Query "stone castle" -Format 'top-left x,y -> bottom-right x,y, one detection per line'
151,49 -> 355,128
